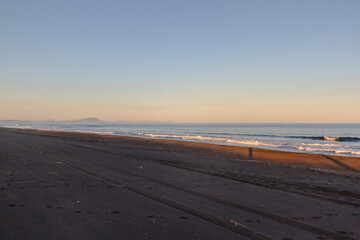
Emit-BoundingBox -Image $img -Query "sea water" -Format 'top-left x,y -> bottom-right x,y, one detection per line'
2,122 -> 360,157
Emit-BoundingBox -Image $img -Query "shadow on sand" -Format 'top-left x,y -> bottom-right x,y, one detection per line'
322,155 -> 359,173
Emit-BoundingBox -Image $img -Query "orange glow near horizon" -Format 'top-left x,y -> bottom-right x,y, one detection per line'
1,92 -> 359,123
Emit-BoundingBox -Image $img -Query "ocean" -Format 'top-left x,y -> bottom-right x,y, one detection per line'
2,122 -> 360,157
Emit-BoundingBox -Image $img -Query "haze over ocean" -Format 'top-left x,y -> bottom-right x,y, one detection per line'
1,0 -> 360,123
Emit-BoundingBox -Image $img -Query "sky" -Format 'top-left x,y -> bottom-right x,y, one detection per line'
1,0 -> 360,123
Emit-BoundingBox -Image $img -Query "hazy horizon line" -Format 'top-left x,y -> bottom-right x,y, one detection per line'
1,118 -> 359,124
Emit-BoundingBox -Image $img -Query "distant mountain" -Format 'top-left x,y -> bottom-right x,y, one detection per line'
70,118 -> 106,124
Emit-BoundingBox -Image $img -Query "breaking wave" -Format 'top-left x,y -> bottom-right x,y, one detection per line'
297,147 -> 360,155
138,133 -> 285,148
5,125 -> 32,129
75,130 -> 115,135
178,132 -> 360,142
194,133 -> 360,142
289,136 -> 360,142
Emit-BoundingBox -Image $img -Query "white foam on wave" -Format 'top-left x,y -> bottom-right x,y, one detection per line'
335,150 -> 360,155
225,139 -> 282,147
301,143 -> 339,147
138,133 -> 184,138
297,146 -> 360,155
5,125 -> 32,129
75,130 -> 115,135
138,133 -> 283,148
324,136 -> 340,141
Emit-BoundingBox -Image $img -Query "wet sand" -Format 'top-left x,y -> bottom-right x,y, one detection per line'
1,127 -> 359,240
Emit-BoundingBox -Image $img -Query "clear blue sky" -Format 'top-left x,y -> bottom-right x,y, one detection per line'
1,0 -> 359,122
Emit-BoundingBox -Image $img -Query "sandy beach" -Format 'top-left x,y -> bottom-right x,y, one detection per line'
1,127 -> 359,240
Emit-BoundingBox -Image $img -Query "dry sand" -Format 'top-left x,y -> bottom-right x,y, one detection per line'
1,127 -> 359,240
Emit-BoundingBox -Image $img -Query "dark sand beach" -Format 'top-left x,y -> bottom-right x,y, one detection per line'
1,127 -> 359,240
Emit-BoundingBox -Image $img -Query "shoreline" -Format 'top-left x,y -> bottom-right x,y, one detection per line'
2,124 -> 359,158
1,127 -> 359,239
1,127 -> 359,173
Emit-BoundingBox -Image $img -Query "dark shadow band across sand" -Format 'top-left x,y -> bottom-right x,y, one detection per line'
1,127 -> 359,239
